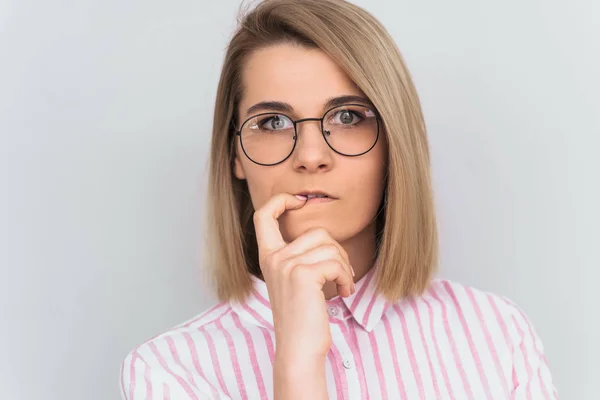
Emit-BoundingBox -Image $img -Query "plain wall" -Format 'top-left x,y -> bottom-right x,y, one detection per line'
0,0 -> 598,399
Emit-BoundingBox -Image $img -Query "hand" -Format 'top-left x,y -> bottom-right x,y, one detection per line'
253,193 -> 356,362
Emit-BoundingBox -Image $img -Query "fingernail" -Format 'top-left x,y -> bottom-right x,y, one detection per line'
295,195 -> 307,201
350,265 -> 355,277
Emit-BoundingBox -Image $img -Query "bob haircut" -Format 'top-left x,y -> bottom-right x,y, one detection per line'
205,0 -> 438,304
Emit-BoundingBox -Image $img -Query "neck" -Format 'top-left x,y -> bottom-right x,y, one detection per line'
322,221 -> 378,300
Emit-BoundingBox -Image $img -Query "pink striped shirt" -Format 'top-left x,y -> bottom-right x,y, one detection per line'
120,265 -> 558,399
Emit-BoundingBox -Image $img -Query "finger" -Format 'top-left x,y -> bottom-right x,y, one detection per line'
280,245 -> 353,286
279,227 -> 350,265
303,260 -> 355,298
253,192 -> 308,256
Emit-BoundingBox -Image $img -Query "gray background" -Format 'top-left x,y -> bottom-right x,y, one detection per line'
1,0 -> 598,399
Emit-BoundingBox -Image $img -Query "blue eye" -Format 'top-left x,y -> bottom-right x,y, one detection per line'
258,115 -> 294,131
329,109 -> 364,126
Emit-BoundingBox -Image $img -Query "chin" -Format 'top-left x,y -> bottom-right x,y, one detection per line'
279,218 -> 342,243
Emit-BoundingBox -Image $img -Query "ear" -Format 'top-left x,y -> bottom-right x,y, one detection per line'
233,154 -> 246,180
231,118 -> 247,180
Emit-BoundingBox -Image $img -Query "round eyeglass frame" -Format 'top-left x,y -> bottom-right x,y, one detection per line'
233,103 -> 381,166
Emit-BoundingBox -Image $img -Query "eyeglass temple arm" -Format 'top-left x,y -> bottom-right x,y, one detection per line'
230,120 -> 240,135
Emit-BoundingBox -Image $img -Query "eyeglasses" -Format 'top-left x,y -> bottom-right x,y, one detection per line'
234,103 -> 381,166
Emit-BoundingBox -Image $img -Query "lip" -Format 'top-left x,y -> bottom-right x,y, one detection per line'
304,196 -> 335,204
294,190 -> 337,199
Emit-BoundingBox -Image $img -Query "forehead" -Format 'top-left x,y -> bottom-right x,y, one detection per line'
239,44 -> 363,115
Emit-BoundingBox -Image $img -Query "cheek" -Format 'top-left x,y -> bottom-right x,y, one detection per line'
348,165 -> 386,211
348,145 -> 387,208
243,168 -> 282,210
244,173 -> 266,209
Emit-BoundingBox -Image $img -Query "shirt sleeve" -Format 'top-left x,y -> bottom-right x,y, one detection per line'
508,302 -> 559,399
120,349 -> 226,400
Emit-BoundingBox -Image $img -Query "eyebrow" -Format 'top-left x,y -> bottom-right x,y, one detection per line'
244,95 -> 375,118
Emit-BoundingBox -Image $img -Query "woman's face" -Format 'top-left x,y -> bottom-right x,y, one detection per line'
234,43 -> 388,244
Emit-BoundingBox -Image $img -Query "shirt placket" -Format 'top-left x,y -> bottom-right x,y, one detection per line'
327,301 -> 362,400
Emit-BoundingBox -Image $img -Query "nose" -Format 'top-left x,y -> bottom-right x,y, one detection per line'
291,119 -> 333,173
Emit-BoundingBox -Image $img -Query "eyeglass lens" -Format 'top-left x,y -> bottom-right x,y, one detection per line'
239,104 -> 379,165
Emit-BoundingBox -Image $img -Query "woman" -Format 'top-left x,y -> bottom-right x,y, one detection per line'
120,0 -> 558,398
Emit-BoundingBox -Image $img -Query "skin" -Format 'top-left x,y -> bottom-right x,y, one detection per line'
234,43 -> 388,297
233,43 -> 388,399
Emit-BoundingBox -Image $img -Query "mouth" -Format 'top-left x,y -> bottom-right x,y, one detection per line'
295,190 -> 337,204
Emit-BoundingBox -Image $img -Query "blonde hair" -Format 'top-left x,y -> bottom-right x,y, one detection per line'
205,0 -> 438,304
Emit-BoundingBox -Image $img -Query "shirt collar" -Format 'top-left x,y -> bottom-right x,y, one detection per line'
230,258 -> 390,332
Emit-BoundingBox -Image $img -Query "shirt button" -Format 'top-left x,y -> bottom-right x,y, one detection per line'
342,359 -> 353,369
327,306 -> 339,317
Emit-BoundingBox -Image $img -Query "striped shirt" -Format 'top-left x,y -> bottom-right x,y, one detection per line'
120,265 -> 558,399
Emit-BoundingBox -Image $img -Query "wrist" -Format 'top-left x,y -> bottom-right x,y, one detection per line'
274,352 -> 326,375
273,354 -> 328,400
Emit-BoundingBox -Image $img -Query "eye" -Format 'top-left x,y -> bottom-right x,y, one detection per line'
258,114 -> 294,131
330,109 -> 362,126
